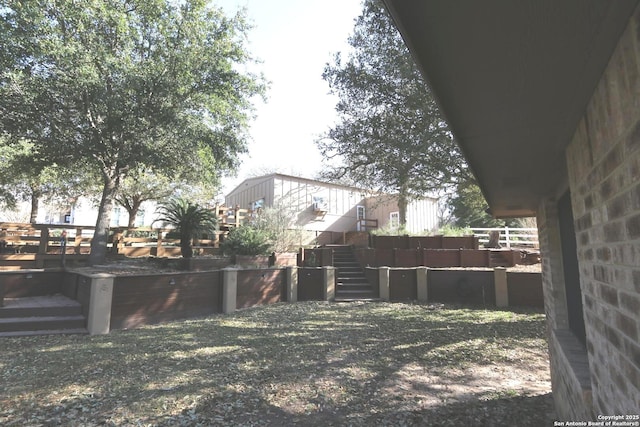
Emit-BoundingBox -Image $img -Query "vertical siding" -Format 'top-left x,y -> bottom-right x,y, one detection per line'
226,176 -> 272,210
226,175 -> 438,234
406,198 -> 439,234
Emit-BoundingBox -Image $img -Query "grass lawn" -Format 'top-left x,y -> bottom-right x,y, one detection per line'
0,301 -> 553,426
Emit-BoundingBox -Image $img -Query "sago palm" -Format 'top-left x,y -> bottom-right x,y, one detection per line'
156,198 -> 217,258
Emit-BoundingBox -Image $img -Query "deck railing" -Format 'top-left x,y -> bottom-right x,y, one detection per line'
0,206 -> 251,256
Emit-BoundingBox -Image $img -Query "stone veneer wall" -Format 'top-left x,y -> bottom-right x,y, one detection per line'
539,5 -> 640,419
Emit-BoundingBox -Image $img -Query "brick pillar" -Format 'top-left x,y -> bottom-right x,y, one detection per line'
286,266 -> 298,303
222,268 -> 237,314
416,266 -> 428,302
379,267 -> 390,301
88,274 -> 114,335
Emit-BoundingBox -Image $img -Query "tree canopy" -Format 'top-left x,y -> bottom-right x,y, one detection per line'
0,0 -> 265,263
0,137 -> 97,223
318,0 -> 473,227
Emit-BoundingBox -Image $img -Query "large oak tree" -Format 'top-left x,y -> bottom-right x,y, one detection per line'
318,0 -> 473,227
0,0 -> 264,264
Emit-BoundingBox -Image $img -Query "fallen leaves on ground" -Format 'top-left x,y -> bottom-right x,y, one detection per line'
0,302 -> 553,426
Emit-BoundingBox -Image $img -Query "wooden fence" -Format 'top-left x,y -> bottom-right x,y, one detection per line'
0,208 -> 251,258
470,227 -> 539,248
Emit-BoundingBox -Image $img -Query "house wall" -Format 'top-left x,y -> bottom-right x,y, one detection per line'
366,195 -> 439,233
406,198 -> 439,234
43,198 -> 158,227
225,175 -> 276,209
226,174 -> 440,237
540,7 -> 640,419
226,175 -> 368,233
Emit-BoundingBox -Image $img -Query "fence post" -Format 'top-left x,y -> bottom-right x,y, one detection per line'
416,266 -> 428,302
379,267 -> 390,301
323,266 -> 335,301
504,226 -> 511,248
222,268 -> 238,314
37,226 -> 49,255
74,227 -> 82,254
156,229 -> 164,257
88,274 -> 114,335
494,267 -> 509,307
286,266 -> 298,303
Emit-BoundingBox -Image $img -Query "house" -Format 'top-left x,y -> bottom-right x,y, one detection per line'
382,0 -> 640,419
225,174 -> 439,245
41,198 -> 158,228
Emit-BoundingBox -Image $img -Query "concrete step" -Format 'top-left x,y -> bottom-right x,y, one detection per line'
0,304 -> 82,319
328,245 -> 376,302
338,277 -> 369,285
0,315 -> 86,333
337,269 -> 366,276
336,283 -> 372,288
334,297 -> 381,302
0,328 -> 89,337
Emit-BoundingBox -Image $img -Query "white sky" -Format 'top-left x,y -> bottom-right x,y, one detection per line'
215,0 -> 363,198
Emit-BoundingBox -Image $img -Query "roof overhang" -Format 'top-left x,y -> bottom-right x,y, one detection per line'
382,0 -> 638,217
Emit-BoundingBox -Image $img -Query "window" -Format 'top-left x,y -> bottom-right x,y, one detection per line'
251,198 -> 265,211
390,212 -> 400,230
356,205 -> 366,231
111,207 -> 121,227
313,195 -> 328,212
135,209 -> 145,227
558,191 -> 586,345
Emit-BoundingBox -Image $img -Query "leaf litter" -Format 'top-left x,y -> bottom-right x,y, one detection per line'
0,301 -> 553,426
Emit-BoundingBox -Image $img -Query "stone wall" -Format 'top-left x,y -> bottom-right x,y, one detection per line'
540,5 -> 640,419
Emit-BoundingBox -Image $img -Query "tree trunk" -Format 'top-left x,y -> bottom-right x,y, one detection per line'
180,231 -> 193,258
126,197 -> 143,228
29,188 -> 41,224
89,175 -> 118,265
398,188 -> 409,229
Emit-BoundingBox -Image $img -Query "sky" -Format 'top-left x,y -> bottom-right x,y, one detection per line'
215,0 -> 363,198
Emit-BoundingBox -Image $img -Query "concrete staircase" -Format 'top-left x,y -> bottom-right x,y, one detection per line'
0,295 -> 88,337
330,245 -> 378,302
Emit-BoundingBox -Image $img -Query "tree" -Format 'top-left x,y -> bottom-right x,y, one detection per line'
155,198 -> 217,258
0,1 -> 265,264
115,168 -> 174,228
0,138 -> 97,223
252,200 -> 305,253
449,182 -> 520,228
318,0 -> 473,227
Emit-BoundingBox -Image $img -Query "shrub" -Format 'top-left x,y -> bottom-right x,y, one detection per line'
437,224 -> 473,236
370,224 -> 410,236
221,225 -> 273,256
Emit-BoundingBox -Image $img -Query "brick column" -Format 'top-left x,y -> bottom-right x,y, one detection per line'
222,268 -> 237,314
87,274 -> 114,335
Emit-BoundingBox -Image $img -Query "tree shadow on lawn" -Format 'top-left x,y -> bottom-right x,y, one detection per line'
0,302 -> 551,426
186,388 -> 554,426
